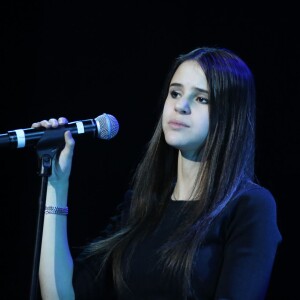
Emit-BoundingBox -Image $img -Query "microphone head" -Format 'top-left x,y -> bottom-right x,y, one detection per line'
95,113 -> 119,140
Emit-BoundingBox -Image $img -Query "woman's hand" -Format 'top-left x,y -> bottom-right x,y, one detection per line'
31,117 -> 75,184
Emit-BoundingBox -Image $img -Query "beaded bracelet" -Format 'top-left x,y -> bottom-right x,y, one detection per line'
45,206 -> 69,215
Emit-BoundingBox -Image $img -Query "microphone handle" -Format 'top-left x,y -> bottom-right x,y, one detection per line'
0,119 -> 97,149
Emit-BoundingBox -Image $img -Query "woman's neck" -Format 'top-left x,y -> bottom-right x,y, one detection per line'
172,153 -> 202,201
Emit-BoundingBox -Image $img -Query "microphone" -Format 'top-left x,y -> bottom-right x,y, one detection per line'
0,113 -> 119,149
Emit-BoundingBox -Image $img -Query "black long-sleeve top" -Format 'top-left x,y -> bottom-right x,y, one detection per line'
73,182 -> 282,299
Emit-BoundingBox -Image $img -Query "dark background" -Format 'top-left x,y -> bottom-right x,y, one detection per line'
1,2 -> 298,299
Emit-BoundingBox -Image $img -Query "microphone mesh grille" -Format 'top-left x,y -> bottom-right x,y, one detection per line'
96,113 -> 119,140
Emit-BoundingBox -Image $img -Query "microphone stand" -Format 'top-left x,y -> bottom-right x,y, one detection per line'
29,127 -> 66,300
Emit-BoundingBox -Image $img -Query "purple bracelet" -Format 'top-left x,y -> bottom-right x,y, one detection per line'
45,206 -> 69,215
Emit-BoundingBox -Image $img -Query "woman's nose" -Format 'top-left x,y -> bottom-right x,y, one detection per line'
175,98 -> 191,114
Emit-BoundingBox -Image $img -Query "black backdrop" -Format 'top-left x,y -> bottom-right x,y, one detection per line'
1,2 -> 298,299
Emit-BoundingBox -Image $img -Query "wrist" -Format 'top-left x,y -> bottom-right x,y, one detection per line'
46,180 -> 69,207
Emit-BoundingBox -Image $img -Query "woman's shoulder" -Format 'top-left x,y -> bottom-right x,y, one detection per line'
225,181 -> 281,240
233,181 -> 277,210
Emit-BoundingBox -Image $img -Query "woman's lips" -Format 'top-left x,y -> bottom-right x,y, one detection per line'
168,120 -> 189,129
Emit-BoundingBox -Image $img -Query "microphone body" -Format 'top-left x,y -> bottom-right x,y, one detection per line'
0,113 -> 119,149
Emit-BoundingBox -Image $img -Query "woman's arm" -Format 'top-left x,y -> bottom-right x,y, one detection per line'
215,187 -> 282,300
33,119 -> 76,299
39,180 -> 75,300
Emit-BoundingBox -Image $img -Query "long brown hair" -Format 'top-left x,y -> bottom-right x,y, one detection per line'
80,47 -> 256,298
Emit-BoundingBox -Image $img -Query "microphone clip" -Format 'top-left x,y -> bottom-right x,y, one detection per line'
36,126 -> 66,176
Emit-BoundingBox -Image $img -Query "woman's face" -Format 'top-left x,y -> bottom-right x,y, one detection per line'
162,60 -> 210,159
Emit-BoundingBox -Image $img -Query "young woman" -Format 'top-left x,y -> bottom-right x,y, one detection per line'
35,47 -> 282,299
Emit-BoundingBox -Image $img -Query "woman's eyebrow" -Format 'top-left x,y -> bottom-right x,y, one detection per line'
170,83 -> 209,95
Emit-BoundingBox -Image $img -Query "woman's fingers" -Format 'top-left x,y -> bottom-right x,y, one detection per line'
31,117 -> 69,128
64,130 -> 75,148
58,117 -> 68,125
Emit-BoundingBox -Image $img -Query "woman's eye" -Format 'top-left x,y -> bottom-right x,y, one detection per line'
196,96 -> 209,104
170,90 -> 181,99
